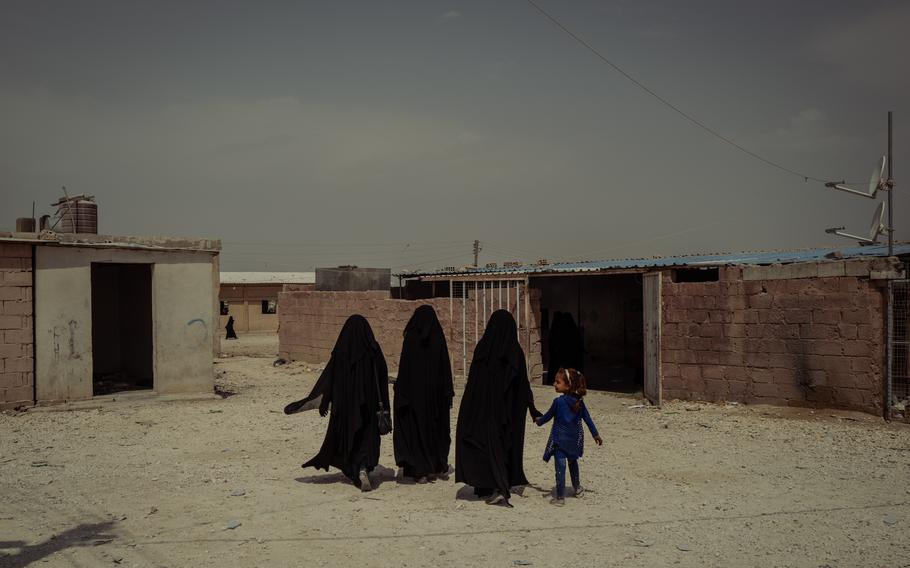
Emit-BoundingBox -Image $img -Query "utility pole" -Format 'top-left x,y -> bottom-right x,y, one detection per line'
472,240 -> 482,268
888,111 -> 893,256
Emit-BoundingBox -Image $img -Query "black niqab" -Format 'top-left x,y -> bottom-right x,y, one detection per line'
393,305 -> 454,479
284,315 -> 390,480
546,312 -> 583,384
455,310 -> 540,499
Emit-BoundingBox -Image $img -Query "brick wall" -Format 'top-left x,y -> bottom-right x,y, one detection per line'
278,289 -> 542,378
0,243 -> 34,410
661,265 -> 885,414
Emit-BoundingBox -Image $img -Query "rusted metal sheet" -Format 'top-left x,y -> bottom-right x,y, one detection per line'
643,272 -> 662,406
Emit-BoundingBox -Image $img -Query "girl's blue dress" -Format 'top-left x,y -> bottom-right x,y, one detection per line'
537,394 -> 599,461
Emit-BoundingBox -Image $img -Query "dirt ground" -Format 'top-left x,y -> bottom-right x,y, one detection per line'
2,333 -> 909,568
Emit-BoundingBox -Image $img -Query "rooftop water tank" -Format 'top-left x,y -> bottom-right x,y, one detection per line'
53,195 -> 98,234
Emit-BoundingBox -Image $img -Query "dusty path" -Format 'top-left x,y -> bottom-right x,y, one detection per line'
2,334 -> 909,567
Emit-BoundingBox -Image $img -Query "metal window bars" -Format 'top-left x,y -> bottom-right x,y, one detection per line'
448,279 -> 527,378
888,269 -> 909,420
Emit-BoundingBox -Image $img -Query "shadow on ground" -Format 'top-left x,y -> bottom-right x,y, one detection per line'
0,521 -> 117,568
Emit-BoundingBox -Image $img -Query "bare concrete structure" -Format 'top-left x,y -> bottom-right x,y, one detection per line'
0,232 -> 220,409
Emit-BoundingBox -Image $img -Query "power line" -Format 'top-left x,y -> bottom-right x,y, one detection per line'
523,0 -> 835,184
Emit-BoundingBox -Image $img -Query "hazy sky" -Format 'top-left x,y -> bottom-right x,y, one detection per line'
1,1 -> 907,272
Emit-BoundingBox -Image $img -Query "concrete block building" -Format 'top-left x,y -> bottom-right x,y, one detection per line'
278,244 -> 910,417
0,232 -> 221,409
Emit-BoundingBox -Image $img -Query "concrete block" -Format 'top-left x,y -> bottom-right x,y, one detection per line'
4,357 -> 32,372
0,315 -> 23,330
0,271 -> 31,286
1,301 -> 32,316
816,262 -> 846,278
0,244 -> 32,257
0,287 -> 22,301
844,260 -> 870,277
743,263 -> 818,281
0,343 -> 23,358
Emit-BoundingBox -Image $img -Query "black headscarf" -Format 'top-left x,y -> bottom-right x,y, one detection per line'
393,305 -> 454,479
455,310 -> 540,499
546,312 -> 583,384
284,315 -> 390,480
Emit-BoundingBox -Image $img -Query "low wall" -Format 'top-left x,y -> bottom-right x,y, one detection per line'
661,263 -> 887,414
0,243 -> 34,410
278,290 -> 542,378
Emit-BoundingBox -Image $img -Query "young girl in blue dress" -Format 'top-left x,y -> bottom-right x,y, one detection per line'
533,367 -> 602,506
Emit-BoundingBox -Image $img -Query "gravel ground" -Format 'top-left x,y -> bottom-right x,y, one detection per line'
1,334 -> 909,568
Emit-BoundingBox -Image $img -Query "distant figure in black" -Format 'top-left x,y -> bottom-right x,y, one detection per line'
394,305 -> 454,483
546,312 -> 583,384
225,316 -> 238,340
283,315 -> 390,491
455,309 -> 542,507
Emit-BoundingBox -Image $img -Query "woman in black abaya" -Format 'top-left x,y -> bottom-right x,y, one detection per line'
225,316 -> 238,340
394,305 -> 454,482
455,309 -> 541,507
283,315 -> 390,491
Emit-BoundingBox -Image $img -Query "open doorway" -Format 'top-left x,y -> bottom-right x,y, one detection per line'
91,263 -> 153,395
535,274 -> 644,393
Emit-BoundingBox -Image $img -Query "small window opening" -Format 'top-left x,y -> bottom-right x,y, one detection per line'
220,301 -> 229,315
672,268 -> 719,283
261,299 -> 277,314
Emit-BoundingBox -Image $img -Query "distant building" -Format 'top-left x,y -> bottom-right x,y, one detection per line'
0,232 -> 220,410
219,272 -> 315,334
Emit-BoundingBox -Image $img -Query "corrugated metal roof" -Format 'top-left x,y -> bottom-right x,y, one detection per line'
220,272 -> 315,285
396,243 -> 910,278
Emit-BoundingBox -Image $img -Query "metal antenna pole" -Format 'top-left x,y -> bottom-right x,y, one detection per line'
888,111 -> 893,256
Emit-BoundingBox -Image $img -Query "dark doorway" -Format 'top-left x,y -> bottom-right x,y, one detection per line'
534,274 -> 644,393
91,263 -> 153,395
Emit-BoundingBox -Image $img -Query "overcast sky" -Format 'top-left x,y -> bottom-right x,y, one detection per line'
1,0 -> 907,272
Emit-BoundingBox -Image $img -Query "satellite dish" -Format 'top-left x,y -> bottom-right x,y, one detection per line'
825,156 -> 887,199
869,156 -> 887,196
826,202 -> 888,245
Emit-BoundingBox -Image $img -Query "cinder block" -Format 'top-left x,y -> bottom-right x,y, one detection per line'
748,294 -> 773,309
1,384 -> 32,403
800,324 -> 837,339
1,301 -> 31,316
0,271 -> 31,286
844,260 -> 870,277
806,339 -> 843,356
843,340 -> 872,357
782,309 -> 812,324
0,287 -> 22,301
0,244 -> 32,257
836,323 -> 858,340
0,343 -> 23,358
812,309 -> 841,325
816,262 -> 846,278
842,310 -> 872,325
744,263 -> 819,281
0,315 -> 23,330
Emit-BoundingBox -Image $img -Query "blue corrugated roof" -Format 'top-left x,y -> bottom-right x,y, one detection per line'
397,243 -> 910,278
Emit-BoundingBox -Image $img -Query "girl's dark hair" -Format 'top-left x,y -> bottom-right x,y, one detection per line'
559,368 -> 587,413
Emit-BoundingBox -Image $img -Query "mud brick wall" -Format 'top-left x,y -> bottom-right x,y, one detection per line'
0,243 -> 34,410
278,289 -> 542,379
661,262 -> 886,414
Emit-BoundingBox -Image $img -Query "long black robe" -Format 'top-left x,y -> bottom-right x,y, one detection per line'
393,305 -> 454,479
225,316 -> 238,340
455,310 -> 540,500
284,315 -> 390,481
545,312 -> 583,384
